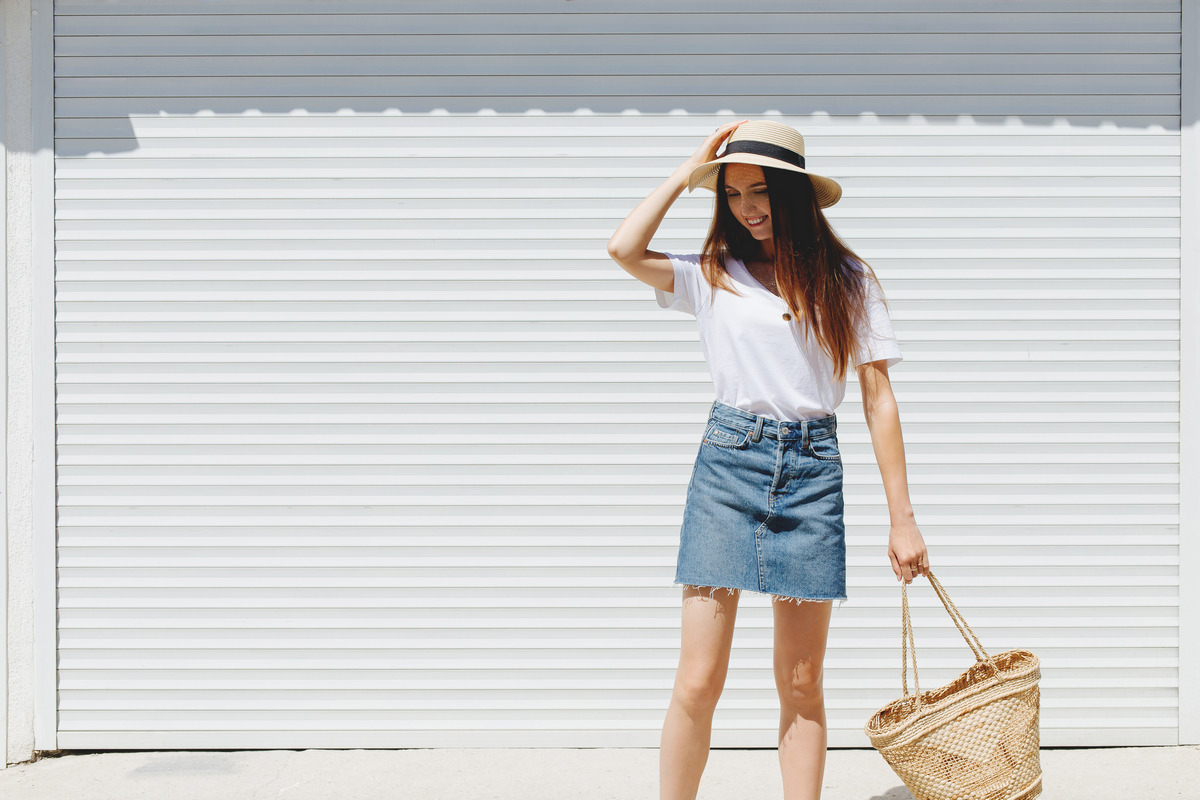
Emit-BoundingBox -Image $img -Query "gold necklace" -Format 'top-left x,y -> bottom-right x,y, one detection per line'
746,260 -> 779,295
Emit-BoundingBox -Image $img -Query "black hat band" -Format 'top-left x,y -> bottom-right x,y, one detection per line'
723,140 -> 806,169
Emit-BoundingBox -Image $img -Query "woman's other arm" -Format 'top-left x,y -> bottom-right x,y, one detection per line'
606,120 -> 747,292
856,360 -> 929,583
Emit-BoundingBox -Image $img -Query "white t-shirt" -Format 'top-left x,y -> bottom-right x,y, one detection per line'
655,252 -> 903,421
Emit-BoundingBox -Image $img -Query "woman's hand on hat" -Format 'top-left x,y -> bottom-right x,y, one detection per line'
684,119 -> 749,171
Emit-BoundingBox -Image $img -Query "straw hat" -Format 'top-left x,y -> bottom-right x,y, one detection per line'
687,120 -> 842,208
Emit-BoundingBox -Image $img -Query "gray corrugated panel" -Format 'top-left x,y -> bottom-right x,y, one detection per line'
52,1 -> 1182,749
55,53 -> 1184,79
50,0 -> 1186,13
50,11 -> 1185,36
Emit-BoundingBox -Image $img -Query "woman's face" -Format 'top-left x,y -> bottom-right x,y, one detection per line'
723,163 -> 772,243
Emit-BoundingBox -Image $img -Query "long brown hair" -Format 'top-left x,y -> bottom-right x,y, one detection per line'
699,164 -> 888,382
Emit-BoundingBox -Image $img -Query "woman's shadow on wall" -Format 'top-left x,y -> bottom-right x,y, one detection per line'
870,788 -> 916,800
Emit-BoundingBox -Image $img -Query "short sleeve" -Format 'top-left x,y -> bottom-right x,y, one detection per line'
853,276 -> 904,369
654,253 -> 710,317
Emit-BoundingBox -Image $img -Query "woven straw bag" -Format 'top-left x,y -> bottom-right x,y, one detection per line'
864,572 -> 1042,800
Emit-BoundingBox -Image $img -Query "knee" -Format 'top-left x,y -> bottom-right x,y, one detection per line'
672,665 -> 727,716
775,660 -> 824,711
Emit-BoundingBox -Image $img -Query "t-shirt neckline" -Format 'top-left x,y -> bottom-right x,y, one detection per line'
730,256 -> 784,301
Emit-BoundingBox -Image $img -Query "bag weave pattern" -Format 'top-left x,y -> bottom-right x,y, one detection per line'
865,572 -> 1042,800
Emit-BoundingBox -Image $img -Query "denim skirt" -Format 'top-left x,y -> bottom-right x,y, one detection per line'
675,401 -> 847,603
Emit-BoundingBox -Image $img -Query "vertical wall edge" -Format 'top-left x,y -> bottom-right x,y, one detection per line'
0,0 -> 10,771
1178,0 -> 1199,747
29,0 -> 54,752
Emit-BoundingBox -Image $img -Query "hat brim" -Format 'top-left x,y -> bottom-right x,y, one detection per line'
687,153 -> 842,208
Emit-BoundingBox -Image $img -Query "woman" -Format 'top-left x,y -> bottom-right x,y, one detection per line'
606,120 -> 930,800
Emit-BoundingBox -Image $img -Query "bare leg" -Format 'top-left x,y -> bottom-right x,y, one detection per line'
773,599 -> 833,800
659,586 -> 740,800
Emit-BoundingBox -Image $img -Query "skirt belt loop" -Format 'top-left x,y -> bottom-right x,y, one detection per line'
751,415 -> 765,443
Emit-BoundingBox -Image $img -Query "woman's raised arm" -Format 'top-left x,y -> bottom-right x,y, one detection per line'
606,120 -> 747,292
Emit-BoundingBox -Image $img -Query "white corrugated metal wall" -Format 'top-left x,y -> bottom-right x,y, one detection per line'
50,0 -> 1183,747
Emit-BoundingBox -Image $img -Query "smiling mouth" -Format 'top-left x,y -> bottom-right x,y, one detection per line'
746,216 -> 767,226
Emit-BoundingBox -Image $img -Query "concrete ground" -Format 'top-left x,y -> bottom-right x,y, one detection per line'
1,746 -> 1197,799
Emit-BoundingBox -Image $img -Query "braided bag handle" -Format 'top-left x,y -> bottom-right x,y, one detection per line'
901,571 -> 998,703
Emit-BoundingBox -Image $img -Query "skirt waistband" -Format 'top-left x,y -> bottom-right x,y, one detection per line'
708,401 -> 836,442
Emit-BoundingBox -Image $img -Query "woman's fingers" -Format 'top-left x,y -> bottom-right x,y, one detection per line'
890,546 -> 930,583
889,523 -> 929,583
905,556 -> 930,583
712,118 -> 748,138
709,119 -> 748,148
914,543 -> 930,578
707,119 -> 746,142
687,119 -> 749,166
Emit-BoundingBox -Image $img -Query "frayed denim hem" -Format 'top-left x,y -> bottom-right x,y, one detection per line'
678,583 -> 847,610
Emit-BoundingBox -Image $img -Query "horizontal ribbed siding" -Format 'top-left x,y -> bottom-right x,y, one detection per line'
53,0 -> 1181,748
